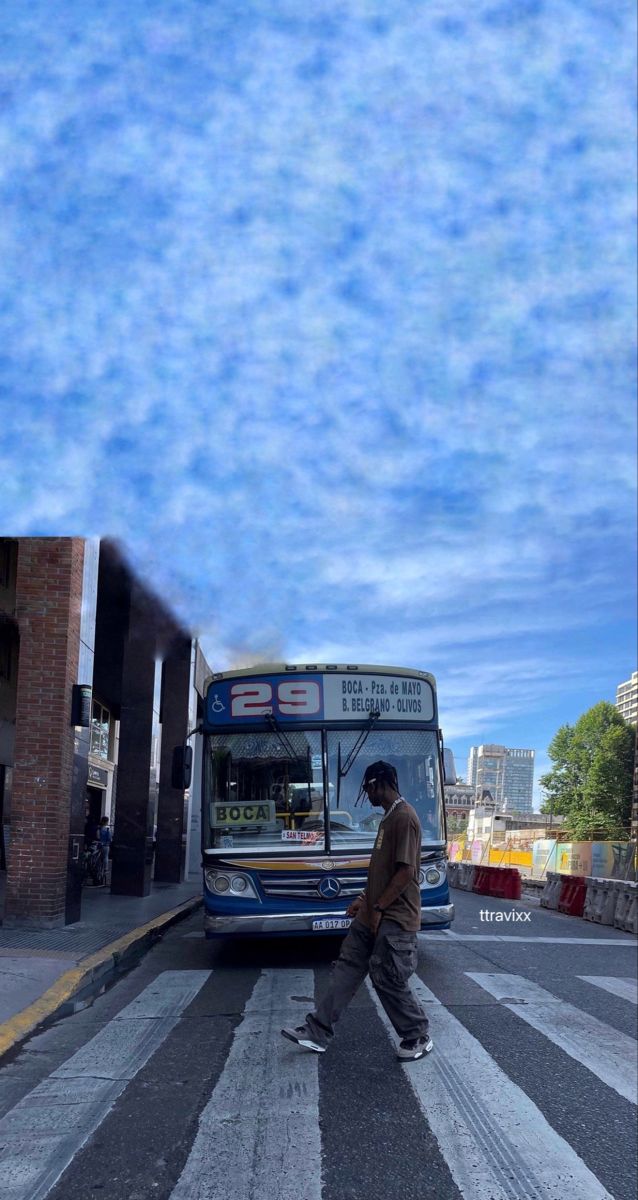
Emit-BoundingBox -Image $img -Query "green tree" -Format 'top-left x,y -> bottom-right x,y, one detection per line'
539,724 -> 581,814
446,814 -> 469,837
540,702 -> 635,840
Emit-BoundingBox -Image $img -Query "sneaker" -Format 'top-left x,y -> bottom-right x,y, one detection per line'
396,1036 -> 433,1061
281,1025 -> 327,1053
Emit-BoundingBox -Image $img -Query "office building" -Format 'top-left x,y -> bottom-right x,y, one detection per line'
501,747 -> 535,813
467,743 -> 535,813
615,671 -> 638,725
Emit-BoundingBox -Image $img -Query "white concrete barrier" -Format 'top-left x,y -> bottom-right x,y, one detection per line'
601,879 -> 620,926
447,862 -> 460,888
625,885 -> 638,935
583,877 -> 597,922
458,863 -> 476,891
591,877 -> 617,924
613,881 -> 630,930
540,872 -> 561,910
613,880 -> 638,935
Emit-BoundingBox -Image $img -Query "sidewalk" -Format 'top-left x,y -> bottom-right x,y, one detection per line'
0,880 -> 202,1060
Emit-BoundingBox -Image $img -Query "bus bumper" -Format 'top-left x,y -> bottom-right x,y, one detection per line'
203,903 -> 454,936
421,902 -> 454,926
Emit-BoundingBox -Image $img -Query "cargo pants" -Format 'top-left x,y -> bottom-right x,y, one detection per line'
305,917 -> 429,1047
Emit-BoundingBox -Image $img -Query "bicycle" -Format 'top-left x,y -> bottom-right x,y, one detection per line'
82,840 -> 106,887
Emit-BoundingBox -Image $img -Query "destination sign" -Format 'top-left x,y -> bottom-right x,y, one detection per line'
205,673 -> 434,725
210,802 -> 276,827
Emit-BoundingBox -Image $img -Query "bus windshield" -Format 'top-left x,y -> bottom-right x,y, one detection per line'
204,727 -> 444,853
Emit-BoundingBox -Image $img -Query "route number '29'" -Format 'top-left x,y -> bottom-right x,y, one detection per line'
230,680 -> 321,718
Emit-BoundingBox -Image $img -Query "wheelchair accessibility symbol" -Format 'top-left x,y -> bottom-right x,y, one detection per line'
211,694 -> 226,713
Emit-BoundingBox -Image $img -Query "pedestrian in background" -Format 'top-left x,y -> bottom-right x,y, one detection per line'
98,816 -> 112,879
282,760 -> 432,1061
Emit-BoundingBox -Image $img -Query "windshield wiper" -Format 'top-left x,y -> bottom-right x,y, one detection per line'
265,713 -> 300,761
339,709 -> 381,778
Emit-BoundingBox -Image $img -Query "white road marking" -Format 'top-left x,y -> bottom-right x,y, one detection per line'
170,969 -> 321,1200
420,932 -> 637,944
467,972 -> 638,1105
367,977 -> 614,1200
0,970 -> 211,1200
578,976 -> 638,1005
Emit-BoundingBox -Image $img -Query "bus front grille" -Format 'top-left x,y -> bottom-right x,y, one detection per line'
259,872 -> 368,899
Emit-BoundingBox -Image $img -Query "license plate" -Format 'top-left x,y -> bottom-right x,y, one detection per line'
312,918 -> 351,931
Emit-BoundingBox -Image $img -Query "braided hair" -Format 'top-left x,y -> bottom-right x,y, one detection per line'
355,760 -> 399,806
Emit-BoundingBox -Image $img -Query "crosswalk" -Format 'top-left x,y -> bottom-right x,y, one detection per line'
578,976 -> 638,1005
466,972 -> 637,1103
0,972 -> 211,1200
368,977 -> 617,1200
171,969 -> 322,1200
0,967 -> 635,1200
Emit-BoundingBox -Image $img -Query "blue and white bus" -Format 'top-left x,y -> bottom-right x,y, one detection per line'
201,663 -> 454,936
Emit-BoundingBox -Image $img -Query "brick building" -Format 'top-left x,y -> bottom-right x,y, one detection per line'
0,537 -> 210,927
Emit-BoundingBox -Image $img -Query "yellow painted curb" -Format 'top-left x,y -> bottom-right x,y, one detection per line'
0,896 -> 202,1060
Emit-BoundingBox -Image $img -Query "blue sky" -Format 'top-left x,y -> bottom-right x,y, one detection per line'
0,1 -> 636,798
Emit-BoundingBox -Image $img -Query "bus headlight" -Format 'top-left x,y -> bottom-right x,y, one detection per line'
423,867 -> 442,887
205,869 -> 257,899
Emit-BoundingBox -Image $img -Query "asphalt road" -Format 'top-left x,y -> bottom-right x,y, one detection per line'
0,889 -> 636,1200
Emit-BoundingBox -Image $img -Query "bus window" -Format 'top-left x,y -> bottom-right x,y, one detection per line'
205,731 -> 324,851
326,728 -> 444,847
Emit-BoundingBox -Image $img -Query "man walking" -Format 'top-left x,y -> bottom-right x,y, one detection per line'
97,816 -> 112,882
282,761 -> 432,1061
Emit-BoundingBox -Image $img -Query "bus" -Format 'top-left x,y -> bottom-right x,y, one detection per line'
200,663 -> 454,936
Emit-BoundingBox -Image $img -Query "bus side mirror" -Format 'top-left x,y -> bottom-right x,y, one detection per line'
172,744 -> 193,790
442,746 -> 457,785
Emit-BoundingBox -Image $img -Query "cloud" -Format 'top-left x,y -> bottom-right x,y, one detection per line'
0,0 -> 636,771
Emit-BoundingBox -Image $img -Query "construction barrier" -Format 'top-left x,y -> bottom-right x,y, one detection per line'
613,881 -> 638,934
540,872 -> 562,910
593,877 -> 614,925
583,876 -> 638,930
448,855 -> 636,932
583,877 -> 597,922
557,875 -> 587,918
446,862 -> 460,887
583,877 -> 618,926
448,843 -> 636,932
489,867 -> 522,901
452,862 -> 524,900
601,880 -> 622,925
472,865 -> 493,895
623,883 -> 638,935
613,881 -> 630,930
458,862 -> 476,890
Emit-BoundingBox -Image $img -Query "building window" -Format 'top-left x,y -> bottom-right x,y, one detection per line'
0,640 -> 10,681
90,700 -> 111,761
0,543 -> 11,589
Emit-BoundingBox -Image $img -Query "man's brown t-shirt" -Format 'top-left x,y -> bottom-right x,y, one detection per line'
359,800 -> 422,932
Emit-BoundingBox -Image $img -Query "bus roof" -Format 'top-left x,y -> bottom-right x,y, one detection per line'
205,662 -> 437,691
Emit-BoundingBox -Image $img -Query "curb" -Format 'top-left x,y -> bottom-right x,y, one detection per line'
0,895 -> 203,1062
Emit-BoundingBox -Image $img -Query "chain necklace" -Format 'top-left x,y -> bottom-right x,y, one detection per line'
380,796 -> 404,824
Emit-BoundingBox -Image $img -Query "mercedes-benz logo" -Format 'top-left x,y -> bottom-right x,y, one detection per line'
318,876 -> 341,900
